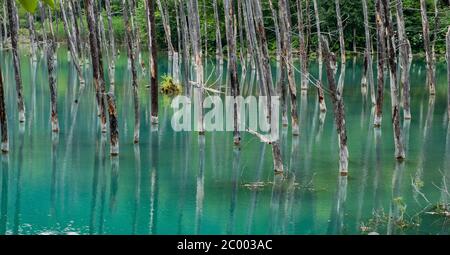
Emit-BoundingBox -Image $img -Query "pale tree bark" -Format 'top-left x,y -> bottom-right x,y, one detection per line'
213,0 -> 223,63
420,0 -> 436,95
384,0 -> 405,160
396,0 -> 412,120
105,0 -> 116,71
27,14 -> 37,62
297,0 -> 309,91
247,0 -> 283,173
224,0 -> 241,145
147,0 -> 159,124
279,0 -> 299,136
446,27 -> 450,119
122,0 -> 140,143
157,0 -> 175,56
68,0 -> 82,59
313,0 -> 327,112
268,0 -> 281,63
237,0 -> 245,66
0,64 -> 8,152
59,0 -> 85,86
187,0 -> 204,134
321,36 -> 349,175
6,0 -> 25,123
39,2 -> 48,49
374,0 -> 386,127
335,0 -> 346,65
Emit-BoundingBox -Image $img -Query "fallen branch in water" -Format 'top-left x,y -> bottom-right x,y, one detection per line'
246,129 -> 274,144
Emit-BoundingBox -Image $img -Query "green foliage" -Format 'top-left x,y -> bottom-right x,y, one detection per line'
160,74 -> 182,96
18,0 -> 54,13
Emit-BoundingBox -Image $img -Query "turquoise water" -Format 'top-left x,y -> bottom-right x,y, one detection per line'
0,47 -> 449,235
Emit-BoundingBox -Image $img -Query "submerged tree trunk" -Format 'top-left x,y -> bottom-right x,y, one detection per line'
85,0 -> 107,132
147,0 -> 159,124
47,40 -> 59,133
224,0 -> 241,145
249,0 -> 284,173
188,0 -> 204,134
6,0 -> 25,122
384,0 -> 405,160
447,27 -> 450,119
297,0 -> 309,91
396,0 -> 412,120
0,65 -> 8,152
362,0 -> 375,104
321,36 -> 349,175
123,0 -> 140,143
107,93 -> 119,155
420,0 -> 436,95
374,0 -> 386,127
27,14 -> 37,62
279,0 -> 299,136
313,0 -> 326,112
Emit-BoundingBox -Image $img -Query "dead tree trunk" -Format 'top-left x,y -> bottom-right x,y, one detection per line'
362,0 -> 375,105
59,0 -> 84,85
105,0 -> 116,71
157,0 -> 175,56
268,0 -> 281,63
384,0 -> 405,160
224,0 -> 241,145
396,0 -> 412,120
297,0 -> 309,91
188,0 -> 204,134
147,0 -> 159,124
85,0 -> 107,132
6,0 -> 25,122
374,0 -> 386,127
335,0 -> 346,65
321,36 -> 349,175
446,27 -> 450,119
107,93 -> 119,155
178,0 -> 190,96
313,0 -> 327,112
27,14 -> 37,62
0,64 -> 8,152
47,39 -> 59,133
248,0 -> 283,173
420,0 -> 436,95
213,0 -> 223,64
123,0 -> 140,143
279,0 -> 299,136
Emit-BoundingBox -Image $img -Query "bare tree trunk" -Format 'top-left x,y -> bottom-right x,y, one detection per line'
188,0 -> 204,134
178,0 -> 190,96
157,0 -> 175,56
85,0 -> 107,132
420,0 -> 436,95
279,0 -> 299,136
147,0 -> 159,124
268,0 -> 281,63
27,14 -> 37,62
59,0 -> 85,85
47,40 -> 59,133
374,0 -> 386,127
447,27 -> 450,119
384,0 -> 405,160
213,0 -> 223,64
0,65 -> 8,152
107,93 -> 119,155
297,0 -> 309,91
321,36 -> 349,175
224,0 -> 241,145
335,0 -> 346,65
313,0 -> 327,112
104,0 -> 116,87
396,0 -> 412,120
248,0 -> 283,173
123,0 -> 140,143
6,0 -> 25,122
